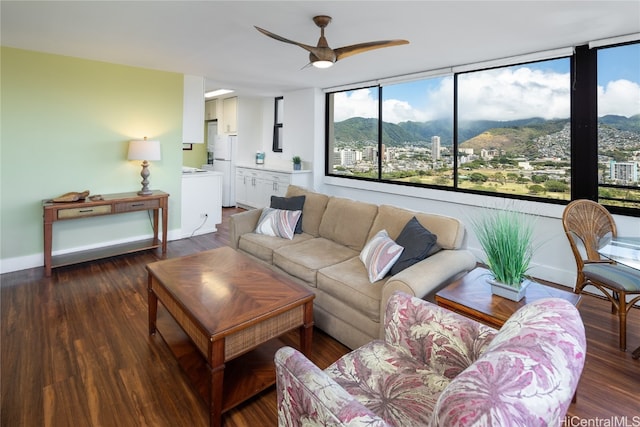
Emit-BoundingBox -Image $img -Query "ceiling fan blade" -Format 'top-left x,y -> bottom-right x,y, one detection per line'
254,26 -> 317,53
334,39 -> 409,61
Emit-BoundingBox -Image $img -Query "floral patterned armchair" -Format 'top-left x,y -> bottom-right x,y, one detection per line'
275,291 -> 586,427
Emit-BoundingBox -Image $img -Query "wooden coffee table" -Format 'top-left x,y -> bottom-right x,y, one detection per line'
435,267 -> 581,329
146,246 -> 315,427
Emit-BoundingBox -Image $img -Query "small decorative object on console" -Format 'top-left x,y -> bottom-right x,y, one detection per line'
50,190 -> 90,203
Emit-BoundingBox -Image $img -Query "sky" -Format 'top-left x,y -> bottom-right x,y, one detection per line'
334,44 -> 640,123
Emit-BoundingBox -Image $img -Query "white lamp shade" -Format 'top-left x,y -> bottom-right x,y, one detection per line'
127,138 -> 161,161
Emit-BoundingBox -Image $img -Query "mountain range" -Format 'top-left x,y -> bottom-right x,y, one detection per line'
333,115 -> 640,150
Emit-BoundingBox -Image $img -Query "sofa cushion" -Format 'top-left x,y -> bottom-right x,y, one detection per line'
271,195 -> 305,234
317,257 -> 385,322
360,229 -> 404,283
239,232 -> 313,263
325,340 -> 449,426
368,205 -> 466,250
255,207 -> 301,240
273,238 -> 359,286
390,216 -> 438,276
285,185 -> 329,237
318,197 -> 378,251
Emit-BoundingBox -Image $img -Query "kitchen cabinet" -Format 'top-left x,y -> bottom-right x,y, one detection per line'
181,171 -> 222,237
221,96 -> 238,134
234,169 -> 248,208
235,166 -> 312,209
205,99 -> 218,121
182,75 -> 205,143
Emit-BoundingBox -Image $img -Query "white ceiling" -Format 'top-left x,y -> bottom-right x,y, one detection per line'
2,1 -> 639,97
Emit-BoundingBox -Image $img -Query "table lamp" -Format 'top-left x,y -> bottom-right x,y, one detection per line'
127,137 -> 161,196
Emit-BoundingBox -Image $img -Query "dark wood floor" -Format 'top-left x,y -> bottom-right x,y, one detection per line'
2,207 -> 639,426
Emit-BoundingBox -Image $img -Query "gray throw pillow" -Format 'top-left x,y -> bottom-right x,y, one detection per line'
390,216 -> 439,275
270,195 -> 306,234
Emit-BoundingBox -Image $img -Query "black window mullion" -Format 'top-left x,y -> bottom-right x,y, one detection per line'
378,86 -> 383,180
571,45 -> 598,200
453,73 -> 459,189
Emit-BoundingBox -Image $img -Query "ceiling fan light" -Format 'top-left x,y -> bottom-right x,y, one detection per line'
312,60 -> 334,69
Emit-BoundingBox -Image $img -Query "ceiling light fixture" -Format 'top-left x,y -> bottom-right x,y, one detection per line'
255,15 -> 408,69
312,60 -> 334,69
205,89 -> 234,98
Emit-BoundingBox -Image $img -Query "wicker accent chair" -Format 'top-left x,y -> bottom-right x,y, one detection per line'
562,199 -> 640,351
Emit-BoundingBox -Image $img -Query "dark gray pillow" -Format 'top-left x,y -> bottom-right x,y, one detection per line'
270,195 -> 305,234
390,216 -> 439,275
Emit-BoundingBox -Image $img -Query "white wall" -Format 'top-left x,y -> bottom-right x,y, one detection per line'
235,88 -> 321,174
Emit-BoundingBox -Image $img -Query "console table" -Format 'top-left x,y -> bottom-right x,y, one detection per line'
43,190 -> 169,276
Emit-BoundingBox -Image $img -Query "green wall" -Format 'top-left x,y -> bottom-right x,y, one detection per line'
182,123 -> 208,167
0,47 -> 184,268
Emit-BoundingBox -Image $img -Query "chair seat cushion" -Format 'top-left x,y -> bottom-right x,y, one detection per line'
583,262 -> 640,292
325,340 -> 450,426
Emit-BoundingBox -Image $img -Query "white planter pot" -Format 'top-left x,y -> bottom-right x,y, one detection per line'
488,277 -> 531,302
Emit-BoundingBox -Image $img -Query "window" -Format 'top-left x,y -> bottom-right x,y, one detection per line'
325,41 -> 640,216
327,87 -> 379,178
457,59 -> 571,199
596,43 -> 640,209
273,96 -> 283,152
382,77 -> 454,186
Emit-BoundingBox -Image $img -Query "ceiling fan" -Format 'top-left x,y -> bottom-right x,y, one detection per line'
255,15 -> 409,69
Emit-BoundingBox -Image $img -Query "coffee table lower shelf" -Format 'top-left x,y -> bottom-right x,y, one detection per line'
156,304 -> 286,414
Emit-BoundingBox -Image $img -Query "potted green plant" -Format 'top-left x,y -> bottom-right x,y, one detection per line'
292,156 -> 302,170
470,206 -> 536,301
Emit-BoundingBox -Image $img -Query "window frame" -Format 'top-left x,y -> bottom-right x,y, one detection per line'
272,96 -> 283,152
324,42 -> 640,217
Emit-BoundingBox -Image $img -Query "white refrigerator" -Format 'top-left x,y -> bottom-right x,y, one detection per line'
204,122 -> 236,207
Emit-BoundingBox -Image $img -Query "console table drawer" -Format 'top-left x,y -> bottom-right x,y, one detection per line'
115,199 -> 160,213
58,205 -> 112,219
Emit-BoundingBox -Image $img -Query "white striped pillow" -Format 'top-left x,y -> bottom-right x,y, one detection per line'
255,207 -> 302,240
360,230 -> 404,283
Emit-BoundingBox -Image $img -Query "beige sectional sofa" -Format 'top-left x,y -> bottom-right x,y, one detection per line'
229,185 -> 476,349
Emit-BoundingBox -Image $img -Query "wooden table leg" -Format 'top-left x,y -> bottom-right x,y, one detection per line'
300,301 -> 314,355
43,215 -> 53,277
209,340 -> 225,427
148,275 -> 158,335
161,199 -> 168,255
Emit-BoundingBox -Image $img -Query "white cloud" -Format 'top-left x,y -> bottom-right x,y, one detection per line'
457,67 -> 570,121
333,69 -> 639,123
333,89 -> 378,122
598,79 -> 640,117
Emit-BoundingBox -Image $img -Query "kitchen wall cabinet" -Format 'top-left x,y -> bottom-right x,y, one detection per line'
205,99 -> 218,121
221,96 -> 238,134
182,75 -> 205,143
235,166 -> 312,209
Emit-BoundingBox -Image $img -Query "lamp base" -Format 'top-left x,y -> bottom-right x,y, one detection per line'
138,160 -> 153,196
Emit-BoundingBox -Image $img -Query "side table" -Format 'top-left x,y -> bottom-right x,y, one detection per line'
435,267 -> 582,329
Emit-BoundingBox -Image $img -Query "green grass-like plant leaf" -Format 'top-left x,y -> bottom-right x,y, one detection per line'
470,207 -> 536,288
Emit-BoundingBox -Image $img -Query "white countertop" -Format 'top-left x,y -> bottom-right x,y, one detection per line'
235,163 -> 311,174
181,169 -> 223,177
